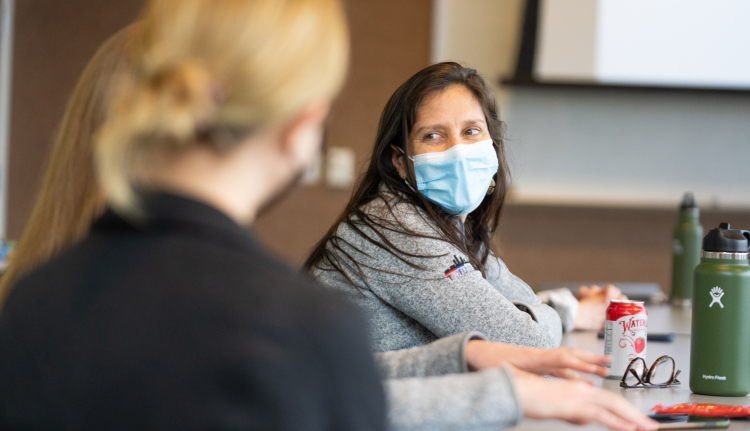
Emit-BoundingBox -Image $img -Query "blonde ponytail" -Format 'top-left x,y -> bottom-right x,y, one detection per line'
96,0 -> 349,214
97,60 -> 219,212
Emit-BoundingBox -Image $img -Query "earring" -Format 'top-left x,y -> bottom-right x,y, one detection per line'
486,179 -> 496,195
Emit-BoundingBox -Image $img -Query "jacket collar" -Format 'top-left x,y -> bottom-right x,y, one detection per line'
91,192 -> 260,255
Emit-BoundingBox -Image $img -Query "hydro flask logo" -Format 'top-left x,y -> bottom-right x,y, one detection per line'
709,287 -> 724,308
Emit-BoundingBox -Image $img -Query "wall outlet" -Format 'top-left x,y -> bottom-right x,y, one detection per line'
299,152 -> 322,186
325,147 -> 355,189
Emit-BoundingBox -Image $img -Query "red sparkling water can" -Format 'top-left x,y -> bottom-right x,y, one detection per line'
604,300 -> 648,379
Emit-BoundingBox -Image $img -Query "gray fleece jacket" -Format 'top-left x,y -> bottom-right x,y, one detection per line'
311,191 -> 563,351
376,332 -> 522,431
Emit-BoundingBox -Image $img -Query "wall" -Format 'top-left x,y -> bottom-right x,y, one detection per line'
505,82 -> 750,209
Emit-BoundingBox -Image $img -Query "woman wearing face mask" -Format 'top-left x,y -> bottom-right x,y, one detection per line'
306,62 -> 620,352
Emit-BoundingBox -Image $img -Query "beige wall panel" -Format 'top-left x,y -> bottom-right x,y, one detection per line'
535,0 -> 598,81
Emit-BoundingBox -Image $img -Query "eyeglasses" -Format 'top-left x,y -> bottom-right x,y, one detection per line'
620,355 -> 681,388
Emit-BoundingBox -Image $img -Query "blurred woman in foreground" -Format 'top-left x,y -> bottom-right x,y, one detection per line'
0,0 -> 388,429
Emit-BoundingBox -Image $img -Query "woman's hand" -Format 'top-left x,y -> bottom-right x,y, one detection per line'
465,340 -> 610,380
513,369 -> 658,431
574,284 -> 626,331
578,284 -> 624,301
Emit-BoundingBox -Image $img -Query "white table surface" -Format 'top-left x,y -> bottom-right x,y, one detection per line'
510,305 -> 750,430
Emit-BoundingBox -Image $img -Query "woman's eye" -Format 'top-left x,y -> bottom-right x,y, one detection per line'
424,133 -> 440,140
465,128 -> 481,136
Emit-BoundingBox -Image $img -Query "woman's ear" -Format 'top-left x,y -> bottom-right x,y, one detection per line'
280,101 -> 330,171
391,145 -> 408,180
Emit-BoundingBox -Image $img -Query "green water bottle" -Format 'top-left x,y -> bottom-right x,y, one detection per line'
671,193 -> 703,306
689,223 -> 750,396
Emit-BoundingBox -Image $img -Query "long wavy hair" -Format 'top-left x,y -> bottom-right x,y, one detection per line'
0,27 -> 133,309
304,62 -> 510,282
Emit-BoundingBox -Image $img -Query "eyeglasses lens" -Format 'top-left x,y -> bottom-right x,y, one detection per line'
623,361 -> 645,386
650,358 -> 674,385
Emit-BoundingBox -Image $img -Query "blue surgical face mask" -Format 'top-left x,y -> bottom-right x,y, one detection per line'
406,139 -> 499,216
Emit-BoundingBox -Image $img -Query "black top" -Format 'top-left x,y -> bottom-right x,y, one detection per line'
0,193 -> 386,431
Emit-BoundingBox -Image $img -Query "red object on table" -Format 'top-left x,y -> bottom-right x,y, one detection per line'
651,403 -> 750,417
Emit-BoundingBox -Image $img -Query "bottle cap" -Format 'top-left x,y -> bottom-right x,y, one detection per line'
702,223 -> 750,252
680,192 -> 697,209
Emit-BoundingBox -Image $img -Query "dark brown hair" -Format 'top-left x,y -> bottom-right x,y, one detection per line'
304,62 -> 509,282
